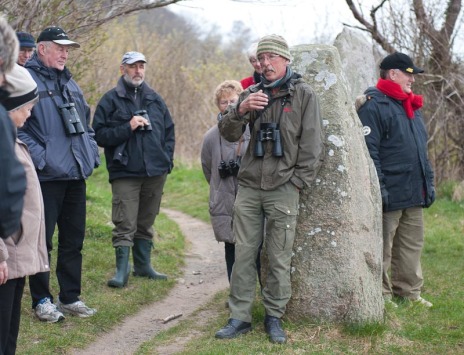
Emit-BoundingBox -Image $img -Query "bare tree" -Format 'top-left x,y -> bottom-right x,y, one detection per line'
1,1 -> 252,164
2,0 -> 184,35
345,0 -> 464,183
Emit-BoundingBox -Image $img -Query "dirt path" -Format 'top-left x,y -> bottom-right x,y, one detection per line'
74,208 -> 229,355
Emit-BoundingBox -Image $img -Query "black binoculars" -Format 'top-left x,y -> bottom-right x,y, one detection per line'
218,159 -> 241,179
134,110 -> 152,131
254,122 -> 283,157
59,103 -> 85,136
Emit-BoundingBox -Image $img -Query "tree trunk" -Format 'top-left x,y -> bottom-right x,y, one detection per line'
286,45 -> 383,323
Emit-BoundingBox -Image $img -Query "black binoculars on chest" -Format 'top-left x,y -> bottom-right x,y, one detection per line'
134,110 -> 152,131
218,159 -> 241,179
59,103 -> 85,136
254,122 -> 283,157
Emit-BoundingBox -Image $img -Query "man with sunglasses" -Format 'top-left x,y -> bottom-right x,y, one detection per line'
215,34 -> 324,344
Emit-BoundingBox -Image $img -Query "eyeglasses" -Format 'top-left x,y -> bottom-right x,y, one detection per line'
257,53 -> 281,64
219,99 -> 237,106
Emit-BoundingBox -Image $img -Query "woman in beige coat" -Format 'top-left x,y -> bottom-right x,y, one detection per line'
0,64 -> 49,355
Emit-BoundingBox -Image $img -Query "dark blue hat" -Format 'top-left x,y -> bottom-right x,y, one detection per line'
16,32 -> 36,48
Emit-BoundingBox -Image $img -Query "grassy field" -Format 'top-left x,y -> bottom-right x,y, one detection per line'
141,170 -> 464,354
15,161 -> 464,354
16,160 -> 197,354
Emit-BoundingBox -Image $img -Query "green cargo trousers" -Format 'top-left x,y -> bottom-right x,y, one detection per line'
110,175 -> 167,247
383,207 -> 424,299
229,182 -> 299,323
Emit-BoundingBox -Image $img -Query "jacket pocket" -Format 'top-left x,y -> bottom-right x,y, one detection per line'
382,163 -> 413,204
271,203 -> 298,251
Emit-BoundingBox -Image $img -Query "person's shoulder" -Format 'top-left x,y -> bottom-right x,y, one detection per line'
202,124 -> 219,144
240,76 -> 254,89
204,123 -> 219,136
292,78 -> 316,97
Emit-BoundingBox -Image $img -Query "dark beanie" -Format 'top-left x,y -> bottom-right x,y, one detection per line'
3,64 -> 39,111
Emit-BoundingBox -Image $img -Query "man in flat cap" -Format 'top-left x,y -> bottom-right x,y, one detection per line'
356,52 -> 435,308
92,51 -> 174,289
16,31 -> 36,66
18,26 -> 100,322
215,34 -> 324,344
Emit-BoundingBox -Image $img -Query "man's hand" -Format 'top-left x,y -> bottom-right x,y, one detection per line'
0,261 -> 8,285
238,90 -> 269,116
129,115 -> 150,131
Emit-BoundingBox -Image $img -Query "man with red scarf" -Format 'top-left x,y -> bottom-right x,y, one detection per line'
356,52 -> 435,308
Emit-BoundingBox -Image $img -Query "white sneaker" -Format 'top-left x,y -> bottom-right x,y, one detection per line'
412,296 -> 433,308
56,299 -> 97,318
35,298 -> 65,323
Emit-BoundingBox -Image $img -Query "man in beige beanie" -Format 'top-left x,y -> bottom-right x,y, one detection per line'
215,34 -> 324,344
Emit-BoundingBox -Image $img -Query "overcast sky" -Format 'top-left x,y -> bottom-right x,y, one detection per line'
168,0 -> 373,46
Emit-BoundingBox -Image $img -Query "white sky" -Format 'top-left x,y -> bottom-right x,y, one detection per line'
168,0 -> 370,46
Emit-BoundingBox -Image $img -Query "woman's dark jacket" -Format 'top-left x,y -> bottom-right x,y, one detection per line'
92,77 -> 175,182
0,89 -> 26,238
357,87 -> 435,212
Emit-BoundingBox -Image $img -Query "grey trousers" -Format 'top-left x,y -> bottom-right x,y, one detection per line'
229,182 -> 299,323
382,207 -> 424,299
111,175 -> 167,247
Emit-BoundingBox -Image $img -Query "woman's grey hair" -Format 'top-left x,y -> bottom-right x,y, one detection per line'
246,42 -> 258,60
0,16 -> 19,76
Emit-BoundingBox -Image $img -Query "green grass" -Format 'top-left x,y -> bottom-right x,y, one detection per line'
161,161 -> 210,223
16,161 -> 464,354
16,158 -> 186,354
135,177 -> 464,354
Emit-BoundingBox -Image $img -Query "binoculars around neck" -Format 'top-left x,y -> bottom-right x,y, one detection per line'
254,122 -> 283,157
218,158 -> 241,179
134,110 -> 152,131
59,103 -> 85,136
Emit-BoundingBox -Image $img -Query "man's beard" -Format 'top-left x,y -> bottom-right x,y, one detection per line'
123,74 -> 143,87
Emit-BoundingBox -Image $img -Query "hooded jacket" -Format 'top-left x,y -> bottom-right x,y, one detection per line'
219,74 -> 324,191
0,138 -> 49,279
18,53 -> 100,181
356,86 -> 435,212
92,77 -> 175,182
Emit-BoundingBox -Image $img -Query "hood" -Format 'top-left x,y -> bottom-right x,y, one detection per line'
355,86 -> 382,112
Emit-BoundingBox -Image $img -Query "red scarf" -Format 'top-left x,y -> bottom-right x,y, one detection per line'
376,78 -> 423,118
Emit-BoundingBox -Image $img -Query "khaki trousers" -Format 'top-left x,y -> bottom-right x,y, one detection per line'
229,182 -> 299,323
383,207 -> 424,299
111,175 -> 167,247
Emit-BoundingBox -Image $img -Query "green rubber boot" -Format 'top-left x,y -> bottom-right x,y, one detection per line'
132,239 -> 167,280
107,246 -> 131,288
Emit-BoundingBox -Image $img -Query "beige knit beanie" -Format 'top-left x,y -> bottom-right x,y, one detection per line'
256,34 -> 291,61
3,63 -> 38,111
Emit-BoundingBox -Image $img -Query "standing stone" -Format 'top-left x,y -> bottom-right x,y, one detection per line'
286,44 -> 383,323
333,27 -> 378,101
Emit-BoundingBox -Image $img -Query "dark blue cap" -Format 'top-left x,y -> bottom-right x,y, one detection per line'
16,32 -> 36,48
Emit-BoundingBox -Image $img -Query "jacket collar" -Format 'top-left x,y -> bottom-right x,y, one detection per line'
25,52 -> 72,82
115,76 -> 155,98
